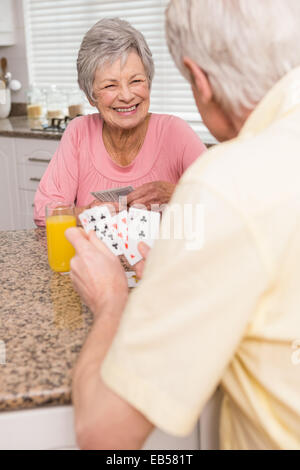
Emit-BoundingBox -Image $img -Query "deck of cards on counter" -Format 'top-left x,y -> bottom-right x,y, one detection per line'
79,203 -> 160,266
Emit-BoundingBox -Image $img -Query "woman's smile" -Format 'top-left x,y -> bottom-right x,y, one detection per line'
113,103 -> 140,115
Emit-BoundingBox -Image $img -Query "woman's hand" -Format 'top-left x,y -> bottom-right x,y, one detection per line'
65,228 -> 128,318
127,181 -> 175,210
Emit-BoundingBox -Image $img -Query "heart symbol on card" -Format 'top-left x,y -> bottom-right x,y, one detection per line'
130,254 -> 135,259
113,223 -> 118,230
125,243 -> 128,249
118,232 -> 123,238
122,218 -> 127,224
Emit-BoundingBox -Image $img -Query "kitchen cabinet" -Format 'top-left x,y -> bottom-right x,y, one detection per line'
0,0 -> 15,45
0,398 -> 223,450
0,137 -> 19,230
0,136 -> 57,230
0,406 -> 200,450
15,137 -> 57,229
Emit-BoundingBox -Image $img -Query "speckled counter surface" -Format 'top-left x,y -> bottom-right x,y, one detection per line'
0,116 -> 62,140
0,228 -> 93,412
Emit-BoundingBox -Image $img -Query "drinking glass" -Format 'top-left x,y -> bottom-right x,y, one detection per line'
45,202 -> 76,272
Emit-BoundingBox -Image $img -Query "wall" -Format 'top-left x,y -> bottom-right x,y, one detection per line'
0,0 -> 29,103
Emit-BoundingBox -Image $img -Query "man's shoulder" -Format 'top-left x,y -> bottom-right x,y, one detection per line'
177,119 -> 300,226
182,120 -> 300,190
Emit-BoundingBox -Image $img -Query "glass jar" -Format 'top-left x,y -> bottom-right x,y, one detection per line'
26,85 -> 46,119
46,85 -> 67,119
67,88 -> 85,118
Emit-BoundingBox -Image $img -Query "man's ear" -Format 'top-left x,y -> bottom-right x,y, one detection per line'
183,57 -> 213,104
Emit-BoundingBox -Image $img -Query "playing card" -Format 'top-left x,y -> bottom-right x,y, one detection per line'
99,225 -> 123,256
79,206 -> 123,256
79,206 -> 160,265
128,207 -> 161,247
122,208 -> 161,266
110,209 -> 128,247
79,205 -> 111,230
91,186 -> 134,202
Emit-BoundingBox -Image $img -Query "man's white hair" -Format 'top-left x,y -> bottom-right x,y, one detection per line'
165,0 -> 300,118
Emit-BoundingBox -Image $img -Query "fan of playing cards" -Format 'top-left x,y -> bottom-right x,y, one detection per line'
79,205 -> 161,267
91,185 -> 134,202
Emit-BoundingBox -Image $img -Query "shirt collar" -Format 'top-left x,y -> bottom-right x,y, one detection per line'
239,66 -> 300,139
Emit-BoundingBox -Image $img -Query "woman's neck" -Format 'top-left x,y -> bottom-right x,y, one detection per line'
102,114 -> 151,167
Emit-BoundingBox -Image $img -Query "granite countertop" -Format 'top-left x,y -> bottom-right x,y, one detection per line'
0,228 -> 93,412
0,116 -> 62,140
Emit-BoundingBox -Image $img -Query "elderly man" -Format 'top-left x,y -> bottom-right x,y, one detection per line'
66,0 -> 300,450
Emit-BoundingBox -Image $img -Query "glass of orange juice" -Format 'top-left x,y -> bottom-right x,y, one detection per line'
46,202 -> 76,272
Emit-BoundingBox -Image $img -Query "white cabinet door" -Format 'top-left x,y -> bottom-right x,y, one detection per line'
0,137 -> 19,230
14,138 -> 58,229
0,406 -> 77,450
0,136 -> 58,230
0,405 -> 199,450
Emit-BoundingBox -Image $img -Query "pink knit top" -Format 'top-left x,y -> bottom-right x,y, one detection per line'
34,113 -> 206,226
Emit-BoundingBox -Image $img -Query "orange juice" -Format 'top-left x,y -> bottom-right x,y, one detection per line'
46,215 -> 76,272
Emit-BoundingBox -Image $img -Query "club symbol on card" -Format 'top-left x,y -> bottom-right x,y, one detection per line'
112,243 -> 119,251
140,216 -> 147,223
138,230 -> 146,238
94,225 -> 99,232
101,230 -> 107,237
100,214 -> 106,220
89,215 -> 96,223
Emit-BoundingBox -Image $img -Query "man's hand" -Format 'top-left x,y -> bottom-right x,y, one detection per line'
65,228 -> 128,318
134,242 -> 151,279
127,181 -> 175,209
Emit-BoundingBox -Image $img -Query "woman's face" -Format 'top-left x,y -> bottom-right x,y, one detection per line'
91,51 -> 150,130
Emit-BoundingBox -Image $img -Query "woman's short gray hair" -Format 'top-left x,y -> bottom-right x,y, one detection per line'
77,18 -> 154,103
166,0 -> 300,118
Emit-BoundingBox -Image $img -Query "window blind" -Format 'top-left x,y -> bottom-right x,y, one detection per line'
24,0 -> 215,143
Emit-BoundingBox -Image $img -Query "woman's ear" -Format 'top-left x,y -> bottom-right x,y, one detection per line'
183,57 -> 213,104
88,97 -> 96,107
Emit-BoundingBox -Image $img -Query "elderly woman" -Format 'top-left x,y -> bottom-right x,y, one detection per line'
34,17 -> 206,226
65,0 -> 300,451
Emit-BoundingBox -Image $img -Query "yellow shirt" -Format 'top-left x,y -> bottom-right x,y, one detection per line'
101,67 -> 300,450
